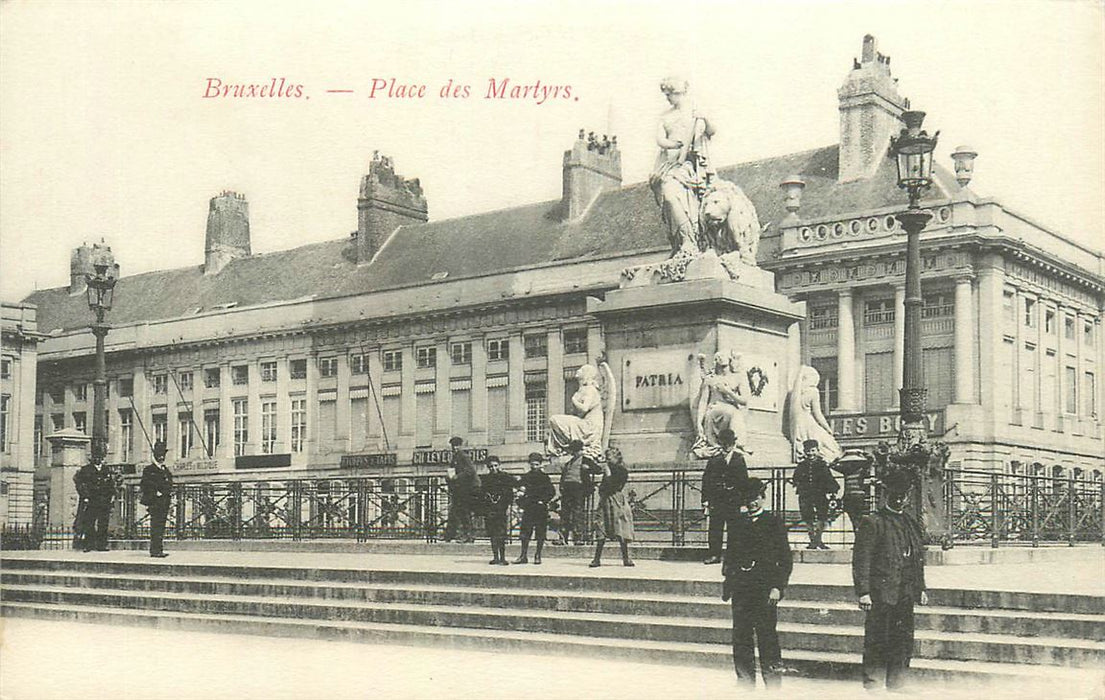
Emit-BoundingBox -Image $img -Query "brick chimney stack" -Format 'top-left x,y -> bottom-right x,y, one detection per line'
204,191 -> 251,276
562,130 -> 621,221
69,243 -> 93,295
837,35 -> 908,183
356,153 -> 428,264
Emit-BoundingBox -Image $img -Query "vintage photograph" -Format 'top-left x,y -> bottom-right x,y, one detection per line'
1,1 -> 1103,698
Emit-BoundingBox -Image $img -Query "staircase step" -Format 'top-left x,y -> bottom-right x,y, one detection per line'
4,600 -> 1097,687
5,584 -> 1102,668
5,569 -> 1102,641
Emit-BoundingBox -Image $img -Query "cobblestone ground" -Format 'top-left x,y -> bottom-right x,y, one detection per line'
2,618 -> 1102,700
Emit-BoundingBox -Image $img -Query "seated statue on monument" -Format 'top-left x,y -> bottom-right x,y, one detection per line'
548,359 -> 617,464
691,350 -> 752,459
784,365 -> 843,462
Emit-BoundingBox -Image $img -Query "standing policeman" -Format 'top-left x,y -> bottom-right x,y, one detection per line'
140,441 -> 174,558
852,468 -> 928,691
74,455 -> 117,552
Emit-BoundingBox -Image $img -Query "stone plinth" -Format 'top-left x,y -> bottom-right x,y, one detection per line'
588,275 -> 805,468
46,428 -> 91,528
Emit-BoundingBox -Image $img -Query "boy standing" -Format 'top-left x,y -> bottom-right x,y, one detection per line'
791,438 -> 838,549
722,477 -> 793,689
513,452 -> 555,565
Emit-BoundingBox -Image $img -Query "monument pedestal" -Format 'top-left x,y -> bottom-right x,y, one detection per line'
588,270 -> 805,469
46,428 -> 91,528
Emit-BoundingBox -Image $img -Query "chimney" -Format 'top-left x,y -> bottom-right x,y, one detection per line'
69,243 -> 93,294
204,191 -> 251,275
562,130 -> 621,221
356,153 -> 428,264
837,35 -> 908,182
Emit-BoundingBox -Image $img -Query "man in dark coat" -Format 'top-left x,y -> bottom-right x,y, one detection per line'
702,428 -> 748,564
513,452 -> 555,565
791,438 -> 839,549
140,440 -> 174,558
443,436 -> 480,543
481,455 -> 516,565
722,477 -> 794,689
853,468 -> 928,691
74,455 -> 117,552
834,445 -> 879,536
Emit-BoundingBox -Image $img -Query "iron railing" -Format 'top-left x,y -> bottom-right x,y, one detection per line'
9,466 -> 1102,549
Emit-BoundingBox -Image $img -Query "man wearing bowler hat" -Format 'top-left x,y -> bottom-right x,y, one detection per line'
852,468 -> 928,691
702,427 -> 748,564
722,476 -> 793,689
140,441 -> 174,558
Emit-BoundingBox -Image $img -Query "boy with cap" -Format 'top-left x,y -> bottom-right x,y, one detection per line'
722,477 -> 793,689
852,468 -> 928,691
480,455 -> 516,565
513,452 -> 555,565
791,438 -> 839,550
140,441 -> 174,558
702,427 -> 748,564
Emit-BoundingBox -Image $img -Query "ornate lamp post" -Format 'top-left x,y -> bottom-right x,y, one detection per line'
886,111 -> 951,545
85,246 -> 117,463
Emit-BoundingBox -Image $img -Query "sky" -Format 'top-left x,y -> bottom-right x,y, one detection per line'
1,0 -> 1102,301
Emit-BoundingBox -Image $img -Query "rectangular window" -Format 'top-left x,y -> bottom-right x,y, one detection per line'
119,410 -> 133,463
178,372 -> 193,392
863,299 -> 895,326
563,328 -> 588,355
118,377 -> 134,397
451,389 -> 471,437
923,347 -> 955,410
33,415 -> 43,459
524,334 -> 548,358
291,398 -> 307,453
178,412 -> 193,458
1064,315 -> 1076,341
809,358 -> 838,414
1024,298 -> 1037,328
74,383 -> 88,402
152,375 -> 168,395
1084,372 -> 1096,417
232,365 -> 249,385
51,413 -> 64,432
382,350 -> 402,372
0,358 -> 10,379
808,305 -> 838,330
1085,321 -> 1096,348
0,395 -> 9,452
1043,350 -> 1058,414
261,401 -> 277,454
233,400 -> 249,456
922,292 -> 954,318
487,386 -> 507,445
289,359 -> 307,379
351,396 -> 369,450
1019,343 -> 1037,411
487,338 -> 509,362
204,368 -> 221,388
152,413 -> 168,448
416,346 -> 437,369
864,352 -> 894,412
1045,309 -> 1056,335
1065,367 -> 1077,414
350,353 -> 368,375
450,342 -> 472,366
318,399 -> 337,452
318,357 -> 338,378
415,392 -> 435,447
525,381 -> 547,443
204,409 -> 220,457
260,361 -> 278,382
73,411 -> 87,435
1002,291 -> 1015,324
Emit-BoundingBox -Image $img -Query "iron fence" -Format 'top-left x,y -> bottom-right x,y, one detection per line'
8,466 -> 1102,550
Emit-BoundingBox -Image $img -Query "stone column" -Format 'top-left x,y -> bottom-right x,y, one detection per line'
399,344 -> 416,449
306,352 -> 320,456
246,359 -> 261,454
975,262 -> 1004,422
46,429 -> 91,528
366,348 -> 383,444
954,275 -> 976,404
836,289 -> 857,411
547,329 -> 564,417
1074,311 -> 1085,424
469,336 -> 488,438
892,283 -> 906,407
1011,288 -> 1022,417
218,363 -> 232,459
276,357 -> 291,454
334,353 -> 351,453
506,332 -> 525,442
434,338 -> 451,441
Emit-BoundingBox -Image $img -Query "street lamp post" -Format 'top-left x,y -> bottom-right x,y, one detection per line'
85,247 -> 117,463
885,111 -> 952,546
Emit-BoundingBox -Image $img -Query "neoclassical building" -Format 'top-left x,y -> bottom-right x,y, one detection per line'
1,302 -> 40,524
19,36 -> 1104,511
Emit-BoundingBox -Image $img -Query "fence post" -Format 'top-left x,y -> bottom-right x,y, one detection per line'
1068,478 -> 1076,547
1030,477 -> 1040,547
989,471 -> 1000,549
672,470 -> 683,548
174,483 -> 186,540
291,481 -> 302,541
230,482 -> 243,541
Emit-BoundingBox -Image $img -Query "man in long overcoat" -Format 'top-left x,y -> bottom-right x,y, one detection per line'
444,436 -> 480,543
74,455 -> 117,552
702,428 -> 748,564
140,440 -> 174,558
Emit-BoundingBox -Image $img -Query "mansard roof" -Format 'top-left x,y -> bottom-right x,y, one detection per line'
24,144 -> 950,334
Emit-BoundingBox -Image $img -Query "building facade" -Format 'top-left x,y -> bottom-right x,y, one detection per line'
1,302 -> 40,524
17,37 -> 1103,520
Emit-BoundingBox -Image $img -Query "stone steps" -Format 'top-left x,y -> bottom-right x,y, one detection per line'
3,555 -> 1103,684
